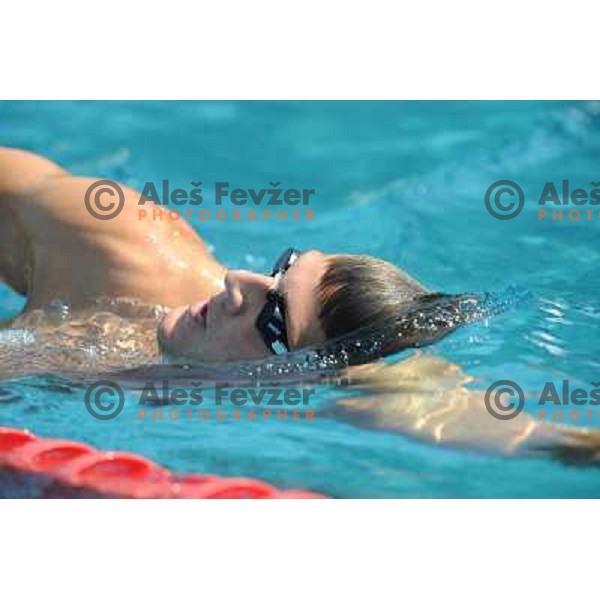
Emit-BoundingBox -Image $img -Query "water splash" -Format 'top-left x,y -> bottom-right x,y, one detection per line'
108,287 -> 526,389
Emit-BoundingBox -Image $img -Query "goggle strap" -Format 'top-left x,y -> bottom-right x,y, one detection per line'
270,340 -> 289,355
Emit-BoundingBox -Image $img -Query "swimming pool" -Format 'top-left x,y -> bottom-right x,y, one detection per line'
1,100 -> 600,497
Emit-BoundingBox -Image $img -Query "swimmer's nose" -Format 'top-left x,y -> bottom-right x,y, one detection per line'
224,270 -> 273,314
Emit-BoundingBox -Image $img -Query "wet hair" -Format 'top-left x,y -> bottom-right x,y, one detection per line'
312,254 -> 508,366
316,254 -> 429,341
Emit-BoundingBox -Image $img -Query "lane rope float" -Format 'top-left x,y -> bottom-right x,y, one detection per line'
0,427 -> 326,499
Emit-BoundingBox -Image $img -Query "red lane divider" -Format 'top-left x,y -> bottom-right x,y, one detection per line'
0,427 -> 326,499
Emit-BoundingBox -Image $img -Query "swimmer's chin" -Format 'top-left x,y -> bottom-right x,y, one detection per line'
157,306 -> 209,363
157,306 -> 189,356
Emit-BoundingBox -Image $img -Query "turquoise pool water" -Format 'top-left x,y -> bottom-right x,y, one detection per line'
1,100 -> 600,497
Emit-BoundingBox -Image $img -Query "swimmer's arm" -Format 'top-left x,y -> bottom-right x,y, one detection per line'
328,354 -> 600,464
0,148 -> 70,295
0,148 -> 225,311
0,147 -> 70,196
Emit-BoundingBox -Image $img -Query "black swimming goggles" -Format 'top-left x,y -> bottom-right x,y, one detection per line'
255,248 -> 302,355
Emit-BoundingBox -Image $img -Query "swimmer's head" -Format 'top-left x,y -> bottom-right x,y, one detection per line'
157,249 -> 428,363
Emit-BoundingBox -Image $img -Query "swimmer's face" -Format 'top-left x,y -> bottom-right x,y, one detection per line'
157,250 -> 328,362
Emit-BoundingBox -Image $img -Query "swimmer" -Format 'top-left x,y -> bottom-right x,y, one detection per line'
2,148 -> 600,465
0,147 -> 439,365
